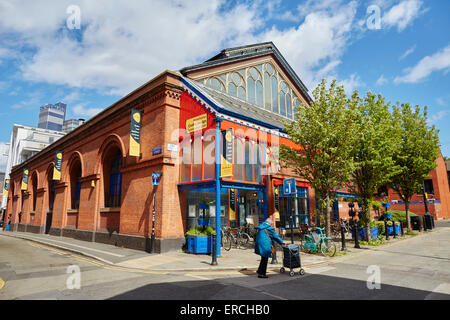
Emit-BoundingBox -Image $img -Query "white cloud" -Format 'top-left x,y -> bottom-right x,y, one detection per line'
395,45 -> 450,84
382,0 -> 424,31
436,98 -> 446,106
399,44 -> 416,60
376,74 -> 388,86
340,73 -> 365,95
428,110 -> 449,125
72,103 -> 103,118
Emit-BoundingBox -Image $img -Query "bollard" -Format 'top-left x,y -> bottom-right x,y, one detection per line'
400,221 -> 404,236
354,225 -> 360,249
384,220 -> 389,240
341,223 -> 347,251
211,233 -> 218,266
271,242 -> 278,264
392,219 -> 397,239
423,216 -> 428,231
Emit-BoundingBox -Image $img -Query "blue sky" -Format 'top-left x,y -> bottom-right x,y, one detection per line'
0,0 -> 449,167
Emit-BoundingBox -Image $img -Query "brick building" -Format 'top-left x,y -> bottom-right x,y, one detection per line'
4,43 -> 316,253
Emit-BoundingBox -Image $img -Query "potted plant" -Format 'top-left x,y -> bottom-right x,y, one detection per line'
186,226 -> 216,254
352,220 -> 379,241
381,197 -> 391,208
198,194 -> 214,227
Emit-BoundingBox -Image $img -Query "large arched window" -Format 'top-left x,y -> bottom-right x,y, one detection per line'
31,173 -> 38,212
103,149 -> 123,208
69,159 -> 82,210
202,62 -> 302,119
47,167 -> 55,211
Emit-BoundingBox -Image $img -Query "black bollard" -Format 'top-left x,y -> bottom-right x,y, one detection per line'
384,220 -> 389,240
392,219 -> 397,239
423,216 -> 428,231
400,221 -> 404,236
271,242 -> 278,264
354,225 -> 360,249
211,233 -> 217,266
341,223 -> 347,251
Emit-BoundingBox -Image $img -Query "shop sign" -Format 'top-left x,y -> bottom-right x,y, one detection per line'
152,145 -> 162,156
186,114 -> 207,133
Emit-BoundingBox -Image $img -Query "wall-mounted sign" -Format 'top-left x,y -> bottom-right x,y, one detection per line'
283,178 -> 296,195
152,145 -> 162,156
229,189 -> 236,221
167,143 -> 178,152
3,179 -> 9,197
53,151 -> 63,180
220,129 -> 233,177
186,114 -> 207,133
129,109 -> 143,157
21,168 -> 29,190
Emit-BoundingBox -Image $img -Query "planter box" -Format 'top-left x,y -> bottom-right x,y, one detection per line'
387,224 -> 400,235
199,203 -> 209,210
352,227 -> 378,241
187,235 -> 212,254
382,203 -> 391,208
197,218 -> 210,227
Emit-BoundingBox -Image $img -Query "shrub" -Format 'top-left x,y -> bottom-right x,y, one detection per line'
186,226 -> 216,236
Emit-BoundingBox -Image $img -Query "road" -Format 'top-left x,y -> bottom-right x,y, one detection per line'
0,223 -> 449,301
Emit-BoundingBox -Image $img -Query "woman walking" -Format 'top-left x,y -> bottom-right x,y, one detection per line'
254,218 -> 284,278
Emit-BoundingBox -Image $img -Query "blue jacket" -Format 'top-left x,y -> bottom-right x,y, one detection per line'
254,222 -> 284,258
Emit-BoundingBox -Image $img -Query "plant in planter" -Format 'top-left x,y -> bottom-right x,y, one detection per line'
186,226 -> 216,254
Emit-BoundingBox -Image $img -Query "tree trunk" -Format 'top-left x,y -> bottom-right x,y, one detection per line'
405,201 -> 411,232
325,195 -> 331,238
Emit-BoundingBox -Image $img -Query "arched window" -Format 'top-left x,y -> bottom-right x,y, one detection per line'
31,173 -> 38,212
47,168 -> 55,211
233,137 -> 244,181
244,140 -> 253,182
70,160 -> 82,210
104,149 -> 123,208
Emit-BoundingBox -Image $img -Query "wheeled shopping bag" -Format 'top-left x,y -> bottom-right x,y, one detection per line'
280,244 -> 305,277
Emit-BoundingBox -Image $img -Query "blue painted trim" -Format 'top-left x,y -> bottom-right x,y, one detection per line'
394,200 -> 441,204
181,77 -> 287,133
215,118 -> 222,257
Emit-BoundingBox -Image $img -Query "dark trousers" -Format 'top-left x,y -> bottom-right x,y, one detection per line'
257,257 -> 269,276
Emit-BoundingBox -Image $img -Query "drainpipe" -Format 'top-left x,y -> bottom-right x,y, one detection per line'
214,117 -> 222,258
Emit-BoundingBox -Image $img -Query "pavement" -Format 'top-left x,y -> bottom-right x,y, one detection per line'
1,220 -> 448,274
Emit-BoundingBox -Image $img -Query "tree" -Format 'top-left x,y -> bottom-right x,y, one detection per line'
280,79 -> 357,237
348,91 -> 401,240
390,103 -> 441,231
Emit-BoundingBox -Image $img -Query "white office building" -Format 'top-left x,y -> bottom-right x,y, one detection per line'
1,124 -> 65,209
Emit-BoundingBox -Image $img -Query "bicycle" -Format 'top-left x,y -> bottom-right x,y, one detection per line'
222,226 -> 251,250
300,226 -> 336,257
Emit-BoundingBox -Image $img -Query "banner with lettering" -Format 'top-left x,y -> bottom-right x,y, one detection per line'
3,179 -> 9,197
220,129 -> 233,177
21,168 -> 29,190
53,151 -> 63,180
129,109 -> 143,157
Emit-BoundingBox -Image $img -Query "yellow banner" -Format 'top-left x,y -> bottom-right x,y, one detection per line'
220,155 -> 233,177
53,151 -> 63,180
21,169 -> 29,190
186,114 -> 207,133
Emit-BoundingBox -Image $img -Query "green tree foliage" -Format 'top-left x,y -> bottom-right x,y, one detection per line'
390,103 -> 441,231
280,79 -> 357,237
348,91 -> 401,240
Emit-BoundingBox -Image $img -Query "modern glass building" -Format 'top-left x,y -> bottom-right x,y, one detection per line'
38,103 -> 67,131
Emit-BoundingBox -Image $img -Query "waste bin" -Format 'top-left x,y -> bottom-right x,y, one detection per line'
423,213 -> 434,230
411,216 -> 422,231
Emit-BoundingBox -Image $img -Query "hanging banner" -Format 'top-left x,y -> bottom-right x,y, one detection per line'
21,168 -> 29,190
220,129 -> 233,177
53,151 -> 63,180
274,187 -> 280,221
3,179 -> 9,197
229,189 -> 236,221
129,109 -> 143,157
186,114 -> 207,133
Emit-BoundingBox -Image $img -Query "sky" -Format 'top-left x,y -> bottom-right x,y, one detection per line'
0,0 -> 449,168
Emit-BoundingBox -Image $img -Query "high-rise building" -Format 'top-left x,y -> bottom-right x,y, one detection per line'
38,102 -> 67,131
62,119 -> 85,133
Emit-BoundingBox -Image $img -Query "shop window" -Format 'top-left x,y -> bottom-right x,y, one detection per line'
424,180 -> 434,195
180,138 -> 191,183
203,133 -> 215,180
192,134 -> 202,181
233,138 -> 244,181
244,141 -> 253,182
70,161 -> 82,210
254,144 -> 263,183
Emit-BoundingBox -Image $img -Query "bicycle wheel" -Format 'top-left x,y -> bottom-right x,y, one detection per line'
320,239 -> 336,257
222,234 -> 232,251
238,233 -> 251,249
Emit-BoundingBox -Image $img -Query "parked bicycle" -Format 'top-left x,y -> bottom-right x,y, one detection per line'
300,226 -> 336,257
222,226 -> 251,251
